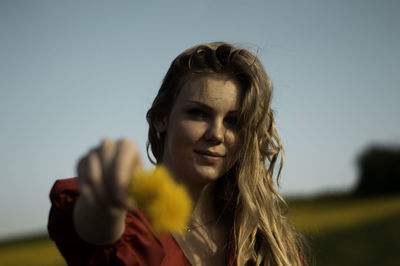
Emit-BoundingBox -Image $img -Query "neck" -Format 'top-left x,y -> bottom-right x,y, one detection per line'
160,159 -> 218,225
170,172 -> 217,225
190,183 -> 217,225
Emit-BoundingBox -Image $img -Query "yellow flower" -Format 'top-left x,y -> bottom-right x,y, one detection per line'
128,165 -> 192,234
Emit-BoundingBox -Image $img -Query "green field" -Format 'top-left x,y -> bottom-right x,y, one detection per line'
0,234 -> 65,266
1,195 -> 399,265
288,195 -> 400,266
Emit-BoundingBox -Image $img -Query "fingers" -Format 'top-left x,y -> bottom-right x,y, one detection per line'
77,148 -> 105,205
77,138 -> 141,209
106,139 -> 141,208
98,139 -> 117,182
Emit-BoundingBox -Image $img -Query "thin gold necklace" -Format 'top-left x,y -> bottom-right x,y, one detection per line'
185,218 -> 216,232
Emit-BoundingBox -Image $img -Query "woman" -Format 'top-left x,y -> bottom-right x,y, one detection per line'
48,42 -> 308,265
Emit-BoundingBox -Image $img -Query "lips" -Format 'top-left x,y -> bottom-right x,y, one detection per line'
195,150 -> 224,157
194,150 -> 225,163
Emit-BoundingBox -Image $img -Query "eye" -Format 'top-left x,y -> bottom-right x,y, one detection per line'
186,108 -> 208,120
224,115 -> 239,128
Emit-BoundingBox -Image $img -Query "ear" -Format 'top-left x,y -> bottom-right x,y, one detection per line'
153,116 -> 167,133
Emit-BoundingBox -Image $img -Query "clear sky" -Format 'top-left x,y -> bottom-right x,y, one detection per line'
0,0 -> 399,240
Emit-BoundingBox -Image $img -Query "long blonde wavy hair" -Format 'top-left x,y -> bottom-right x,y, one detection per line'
146,42 -> 307,265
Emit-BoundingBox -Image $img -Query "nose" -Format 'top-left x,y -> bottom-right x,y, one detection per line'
204,119 -> 224,144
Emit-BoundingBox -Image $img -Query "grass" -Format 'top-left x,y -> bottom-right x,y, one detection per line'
288,195 -> 400,266
287,194 -> 400,234
0,235 -> 65,265
309,214 -> 400,266
0,195 -> 399,265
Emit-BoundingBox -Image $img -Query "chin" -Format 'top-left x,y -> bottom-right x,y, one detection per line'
192,167 -> 223,183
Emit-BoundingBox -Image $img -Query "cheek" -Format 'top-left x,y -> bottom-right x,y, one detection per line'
180,121 -> 207,141
169,121 -> 205,148
225,132 -> 241,162
227,131 -> 240,151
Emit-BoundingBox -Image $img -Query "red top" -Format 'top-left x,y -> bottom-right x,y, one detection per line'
47,178 -> 237,266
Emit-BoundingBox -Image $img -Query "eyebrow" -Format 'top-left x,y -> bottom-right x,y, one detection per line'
186,100 -> 239,114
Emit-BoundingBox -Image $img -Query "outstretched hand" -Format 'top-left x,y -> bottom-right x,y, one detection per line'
77,138 -> 142,211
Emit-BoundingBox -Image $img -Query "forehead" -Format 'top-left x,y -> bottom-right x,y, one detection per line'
176,75 -> 242,107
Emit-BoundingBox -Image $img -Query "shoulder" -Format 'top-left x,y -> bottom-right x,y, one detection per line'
49,177 -> 79,207
51,177 -> 78,192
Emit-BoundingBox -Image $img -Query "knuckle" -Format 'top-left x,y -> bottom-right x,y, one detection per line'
100,138 -> 114,148
77,156 -> 88,175
119,138 -> 133,146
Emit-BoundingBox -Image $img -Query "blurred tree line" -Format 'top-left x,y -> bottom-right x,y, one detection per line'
354,145 -> 400,197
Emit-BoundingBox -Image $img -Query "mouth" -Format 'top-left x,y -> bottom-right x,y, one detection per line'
195,150 -> 224,157
194,150 -> 225,159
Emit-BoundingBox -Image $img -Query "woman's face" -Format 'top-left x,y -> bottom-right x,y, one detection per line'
159,75 -> 242,186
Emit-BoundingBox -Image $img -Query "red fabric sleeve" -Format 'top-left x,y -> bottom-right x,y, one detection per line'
47,178 -> 165,266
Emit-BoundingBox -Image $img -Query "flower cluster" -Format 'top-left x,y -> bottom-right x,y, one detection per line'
128,165 -> 192,234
